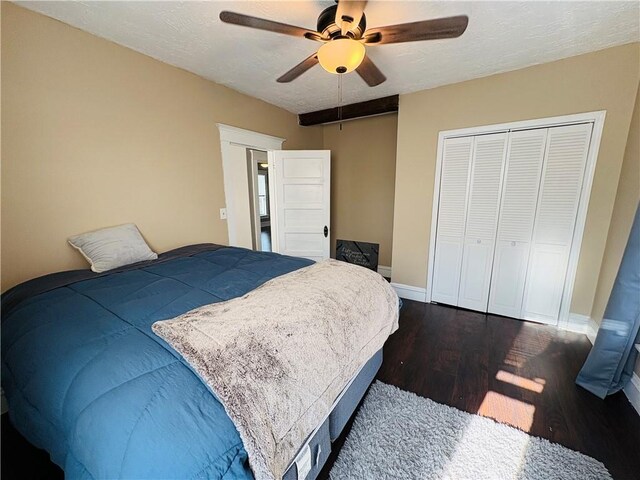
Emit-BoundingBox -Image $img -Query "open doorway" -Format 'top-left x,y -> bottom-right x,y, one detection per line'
217,124 -> 285,252
247,149 -> 272,252
217,124 -> 330,260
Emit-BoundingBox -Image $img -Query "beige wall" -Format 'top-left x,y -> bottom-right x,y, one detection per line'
1,3 -> 322,291
590,82 -> 640,378
322,114 -> 397,267
391,43 -> 640,317
591,82 -> 640,325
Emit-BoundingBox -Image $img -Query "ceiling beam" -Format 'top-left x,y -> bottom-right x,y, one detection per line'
298,94 -> 399,126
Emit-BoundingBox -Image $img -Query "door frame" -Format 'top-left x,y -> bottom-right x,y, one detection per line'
247,149 -> 270,251
425,110 -> 606,330
267,150 -> 280,253
217,124 -> 284,248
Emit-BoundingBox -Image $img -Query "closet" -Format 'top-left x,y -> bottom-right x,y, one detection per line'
430,120 -> 595,326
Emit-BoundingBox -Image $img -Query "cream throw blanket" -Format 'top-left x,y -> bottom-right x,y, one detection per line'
152,259 -> 399,480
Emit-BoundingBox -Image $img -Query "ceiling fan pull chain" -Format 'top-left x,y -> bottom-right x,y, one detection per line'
338,73 -> 343,131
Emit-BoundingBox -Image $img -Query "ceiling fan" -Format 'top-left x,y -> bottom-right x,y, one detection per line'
219,1 -> 468,87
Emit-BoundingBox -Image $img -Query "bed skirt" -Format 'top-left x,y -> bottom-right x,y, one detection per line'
283,349 -> 383,480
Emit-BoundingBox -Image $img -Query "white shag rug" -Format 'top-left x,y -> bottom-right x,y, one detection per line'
329,382 -> 611,480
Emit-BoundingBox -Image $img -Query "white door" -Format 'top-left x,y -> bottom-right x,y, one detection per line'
521,123 -> 593,325
270,150 -> 331,261
431,136 -> 474,306
488,129 -> 548,318
457,133 -> 508,311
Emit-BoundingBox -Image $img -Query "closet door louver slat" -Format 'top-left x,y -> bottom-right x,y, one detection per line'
458,133 -> 508,311
488,129 -> 548,318
521,123 -> 593,325
431,136 -> 474,306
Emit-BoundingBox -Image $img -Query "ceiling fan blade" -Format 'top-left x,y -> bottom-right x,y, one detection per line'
363,15 -> 469,45
335,0 -> 367,36
356,54 -> 386,87
277,53 -> 319,83
219,11 -> 324,41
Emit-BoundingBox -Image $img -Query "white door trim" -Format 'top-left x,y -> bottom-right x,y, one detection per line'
426,110 -> 606,330
267,151 -> 280,253
248,150 -> 269,251
217,124 -> 285,150
433,111 -> 606,139
556,117 -> 605,329
217,124 -> 285,247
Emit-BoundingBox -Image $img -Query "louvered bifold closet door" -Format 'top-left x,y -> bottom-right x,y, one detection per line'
431,136 -> 474,306
457,133 -> 508,311
521,123 -> 593,324
488,129 -> 548,318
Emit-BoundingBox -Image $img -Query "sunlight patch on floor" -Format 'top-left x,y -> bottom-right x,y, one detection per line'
439,410 -> 532,479
478,391 -> 536,432
496,370 -> 545,393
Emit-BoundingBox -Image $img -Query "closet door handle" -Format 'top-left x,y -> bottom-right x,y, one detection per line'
324,226 -> 328,238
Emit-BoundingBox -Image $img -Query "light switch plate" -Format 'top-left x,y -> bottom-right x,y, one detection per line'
219,208 -> 227,220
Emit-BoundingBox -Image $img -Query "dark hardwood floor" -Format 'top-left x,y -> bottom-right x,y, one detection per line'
320,300 -> 640,480
3,300 -> 640,479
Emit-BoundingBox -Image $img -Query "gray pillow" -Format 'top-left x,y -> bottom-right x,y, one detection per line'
68,223 -> 158,273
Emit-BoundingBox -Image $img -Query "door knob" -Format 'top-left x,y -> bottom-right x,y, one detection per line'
324,226 -> 328,238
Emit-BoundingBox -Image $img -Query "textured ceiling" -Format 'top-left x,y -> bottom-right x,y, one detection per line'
16,1 -> 640,114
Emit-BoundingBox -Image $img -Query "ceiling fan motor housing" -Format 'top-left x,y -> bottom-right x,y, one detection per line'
317,5 -> 366,39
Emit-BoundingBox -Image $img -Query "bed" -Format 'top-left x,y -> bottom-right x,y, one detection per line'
1,244 -> 390,479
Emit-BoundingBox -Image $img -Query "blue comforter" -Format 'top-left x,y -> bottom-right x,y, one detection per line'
1,244 -> 313,479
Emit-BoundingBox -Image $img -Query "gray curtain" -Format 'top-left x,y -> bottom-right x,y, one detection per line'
576,202 -> 640,398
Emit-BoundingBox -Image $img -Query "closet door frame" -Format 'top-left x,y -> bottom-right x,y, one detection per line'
426,110 -> 606,330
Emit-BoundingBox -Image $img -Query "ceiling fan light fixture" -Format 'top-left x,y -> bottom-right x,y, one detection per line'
220,7 -> 468,87
317,38 -> 365,74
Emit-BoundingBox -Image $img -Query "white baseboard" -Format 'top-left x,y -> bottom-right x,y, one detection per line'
563,313 -> 599,344
377,265 -> 392,278
391,282 -> 427,302
623,372 -> 640,416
